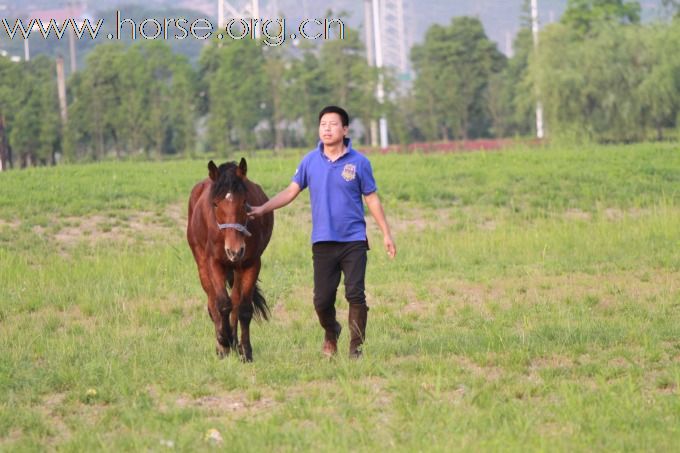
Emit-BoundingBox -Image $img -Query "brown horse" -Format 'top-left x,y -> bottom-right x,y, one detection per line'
187,158 -> 273,361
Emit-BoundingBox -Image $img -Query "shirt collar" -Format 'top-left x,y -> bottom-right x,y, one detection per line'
317,137 -> 353,160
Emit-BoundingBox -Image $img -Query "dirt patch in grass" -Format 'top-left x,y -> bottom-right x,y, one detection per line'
0,218 -> 21,229
478,219 -> 497,231
378,270 -> 678,323
0,429 -> 24,448
559,207 -> 655,223
43,209 -> 184,248
455,281 -> 506,306
31,393 -> 107,446
376,205 -> 661,236
384,216 -> 429,233
284,376 -> 392,418
537,421 -> 577,437
365,377 -> 392,410
372,206 -> 452,234
453,355 -> 503,381
563,208 -> 592,221
175,392 -> 276,415
603,207 -> 651,220
530,355 -> 574,370
271,301 -> 293,323
396,285 -> 430,315
165,202 -> 185,229
496,270 -> 679,310
39,393 -> 70,442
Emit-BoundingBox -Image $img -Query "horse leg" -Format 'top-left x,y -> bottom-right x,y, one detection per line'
236,260 -> 261,362
229,270 -> 244,360
189,244 -> 213,321
190,247 -> 229,356
208,260 -> 234,358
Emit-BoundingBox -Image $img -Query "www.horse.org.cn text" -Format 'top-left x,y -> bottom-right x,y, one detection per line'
0,12 -> 346,47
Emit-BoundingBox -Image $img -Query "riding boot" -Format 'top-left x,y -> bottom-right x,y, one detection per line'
348,304 -> 368,358
316,306 -> 341,357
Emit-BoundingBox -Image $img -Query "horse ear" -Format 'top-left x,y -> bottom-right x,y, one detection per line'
237,158 -> 247,178
208,161 -> 218,181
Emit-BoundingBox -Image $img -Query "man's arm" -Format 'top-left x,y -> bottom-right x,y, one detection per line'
364,192 -> 396,259
248,182 -> 301,218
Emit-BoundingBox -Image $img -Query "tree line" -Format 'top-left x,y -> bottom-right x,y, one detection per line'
1,0 -> 679,168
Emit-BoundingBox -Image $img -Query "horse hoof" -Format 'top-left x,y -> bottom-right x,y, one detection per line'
216,344 -> 230,359
238,350 -> 253,363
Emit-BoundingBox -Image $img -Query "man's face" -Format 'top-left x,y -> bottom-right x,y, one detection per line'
319,113 -> 348,147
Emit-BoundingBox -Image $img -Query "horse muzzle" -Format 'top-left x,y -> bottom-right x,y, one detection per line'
225,245 -> 246,262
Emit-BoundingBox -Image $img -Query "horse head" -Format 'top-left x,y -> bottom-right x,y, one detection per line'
208,158 -> 251,263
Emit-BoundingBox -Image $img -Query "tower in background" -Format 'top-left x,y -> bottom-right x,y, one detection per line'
378,0 -> 411,82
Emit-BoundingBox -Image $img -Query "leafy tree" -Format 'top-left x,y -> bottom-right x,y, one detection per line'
9,56 -> 62,166
318,24 -> 380,146
562,0 -> 641,35
66,42 -> 197,160
411,17 -> 505,141
281,45 -> 332,145
0,56 -> 24,168
262,48 -> 287,151
487,29 -> 535,137
529,21 -> 680,142
70,43 -> 126,159
116,45 -> 148,156
636,24 -> 680,139
200,39 -> 268,153
135,42 -> 196,158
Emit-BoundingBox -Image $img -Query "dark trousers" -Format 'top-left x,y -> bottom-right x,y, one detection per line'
312,241 -> 368,312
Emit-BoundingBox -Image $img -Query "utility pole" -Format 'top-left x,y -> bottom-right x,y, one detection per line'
56,56 -> 68,125
371,0 -> 389,149
252,0 -> 260,39
68,0 -> 78,73
56,55 -> 68,165
363,0 -> 379,147
531,0 -> 545,139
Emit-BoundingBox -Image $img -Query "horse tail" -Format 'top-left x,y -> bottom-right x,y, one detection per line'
225,269 -> 269,321
252,282 -> 270,321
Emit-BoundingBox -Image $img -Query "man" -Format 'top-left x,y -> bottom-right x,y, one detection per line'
248,105 -> 396,358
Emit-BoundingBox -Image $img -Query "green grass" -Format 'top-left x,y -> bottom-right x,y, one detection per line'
1,143 -> 680,451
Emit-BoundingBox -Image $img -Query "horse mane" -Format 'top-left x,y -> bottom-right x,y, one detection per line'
210,162 -> 247,198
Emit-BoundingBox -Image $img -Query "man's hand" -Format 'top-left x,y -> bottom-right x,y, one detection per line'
364,192 -> 396,260
247,183 -> 301,220
247,205 -> 267,219
384,234 -> 396,259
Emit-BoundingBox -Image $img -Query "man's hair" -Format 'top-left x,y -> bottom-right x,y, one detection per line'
318,105 -> 349,127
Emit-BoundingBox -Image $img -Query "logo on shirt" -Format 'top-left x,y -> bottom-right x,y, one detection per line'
341,164 -> 356,182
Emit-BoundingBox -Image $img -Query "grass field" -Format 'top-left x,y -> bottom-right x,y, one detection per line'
1,143 -> 680,451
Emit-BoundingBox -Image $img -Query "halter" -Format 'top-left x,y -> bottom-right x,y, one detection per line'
217,222 -> 252,237
215,199 -> 252,237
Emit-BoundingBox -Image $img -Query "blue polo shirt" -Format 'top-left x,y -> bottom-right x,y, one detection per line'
292,138 -> 377,244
